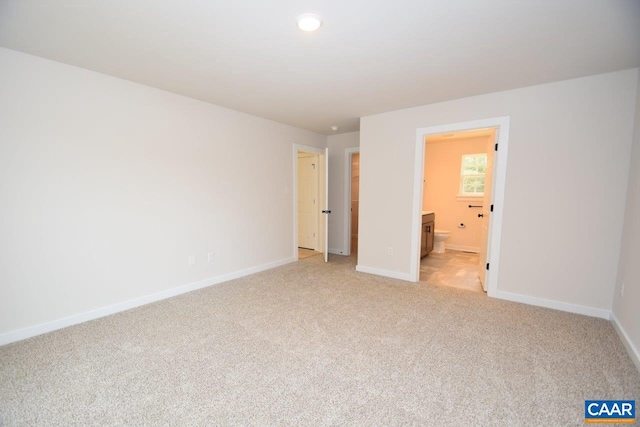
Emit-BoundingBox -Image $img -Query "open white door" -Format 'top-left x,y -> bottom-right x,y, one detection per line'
478,130 -> 497,290
322,147 -> 330,262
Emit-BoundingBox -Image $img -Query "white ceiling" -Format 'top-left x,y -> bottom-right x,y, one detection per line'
1,0 -> 639,135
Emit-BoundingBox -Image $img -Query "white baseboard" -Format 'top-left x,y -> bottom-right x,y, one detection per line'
610,312 -> 640,373
0,257 -> 296,347
491,290 -> 611,319
356,265 -> 415,282
445,244 -> 479,253
328,248 -> 346,255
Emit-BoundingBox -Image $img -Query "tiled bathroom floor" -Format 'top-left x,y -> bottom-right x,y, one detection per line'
420,250 -> 484,293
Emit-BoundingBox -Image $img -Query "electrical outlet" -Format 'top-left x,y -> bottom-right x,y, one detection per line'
620,281 -> 625,297
208,252 -> 215,263
387,247 -> 394,256
188,255 -> 196,266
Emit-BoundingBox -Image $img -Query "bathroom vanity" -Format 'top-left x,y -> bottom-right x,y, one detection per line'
421,212 -> 435,257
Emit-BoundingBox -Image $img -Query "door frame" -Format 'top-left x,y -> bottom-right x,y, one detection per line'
344,147 -> 360,256
411,117 -> 510,297
293,144 -> 326,261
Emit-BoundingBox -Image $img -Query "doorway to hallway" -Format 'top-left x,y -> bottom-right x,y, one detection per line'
293,144 -> 330,262
297,152 -> 319,251
350,152 -> 360,256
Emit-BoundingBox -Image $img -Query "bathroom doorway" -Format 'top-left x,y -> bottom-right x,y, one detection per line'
419,128 -> 495,293
412,117 -> 510,297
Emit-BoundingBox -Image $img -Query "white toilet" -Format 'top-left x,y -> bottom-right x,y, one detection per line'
433,229 -> 451,253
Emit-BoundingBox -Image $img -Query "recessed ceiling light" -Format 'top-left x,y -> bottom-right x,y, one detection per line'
297,13 -> 322,32
331,125 -> 339,131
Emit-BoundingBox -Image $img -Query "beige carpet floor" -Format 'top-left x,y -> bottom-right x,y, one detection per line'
1,255 -> 638,426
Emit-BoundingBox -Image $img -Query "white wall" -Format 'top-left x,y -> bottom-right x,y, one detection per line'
613,71 -> 640,369
423,136 -> 489,252
359,69 -> 638,314
0,48 -> 326,339
327,132 -> 360,254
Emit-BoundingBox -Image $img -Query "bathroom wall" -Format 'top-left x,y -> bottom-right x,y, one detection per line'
423,136 -> 490,252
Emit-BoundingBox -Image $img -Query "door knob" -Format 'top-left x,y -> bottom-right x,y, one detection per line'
478,213 -> 484,218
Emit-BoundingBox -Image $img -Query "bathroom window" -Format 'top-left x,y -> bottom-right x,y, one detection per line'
459,153 -> 487,196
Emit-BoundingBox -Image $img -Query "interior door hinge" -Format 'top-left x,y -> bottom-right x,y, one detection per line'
490,204 -> 494,212
486,263 -> 490,270
494,143 -> 498,151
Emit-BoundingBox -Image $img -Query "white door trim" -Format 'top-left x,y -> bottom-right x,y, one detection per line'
412,117 -> 510,298
293,144 -> 326,261
344,147 -> 360,256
